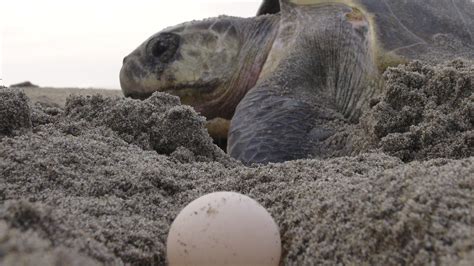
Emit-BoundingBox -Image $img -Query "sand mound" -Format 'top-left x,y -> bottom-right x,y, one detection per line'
10,81 -> 39,88
354,60 -> 473,161
63,93 -> 232,164
0,89 -> 32,139
0,61 -> 473,265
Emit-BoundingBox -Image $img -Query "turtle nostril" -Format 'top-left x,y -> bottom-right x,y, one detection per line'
123,56 -> 129,65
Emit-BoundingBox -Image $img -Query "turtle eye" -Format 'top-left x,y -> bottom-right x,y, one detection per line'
152,40 -> 168,58
147,32 -> 181,63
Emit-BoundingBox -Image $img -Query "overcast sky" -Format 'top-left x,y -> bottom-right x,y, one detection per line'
1,0 -> 261,88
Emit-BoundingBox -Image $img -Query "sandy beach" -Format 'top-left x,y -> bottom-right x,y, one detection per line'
0,60 -> 473,265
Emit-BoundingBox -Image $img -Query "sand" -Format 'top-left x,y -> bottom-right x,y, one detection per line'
0,60 -> 473,265
21,87 -> 123,108
352,60 -> 473,161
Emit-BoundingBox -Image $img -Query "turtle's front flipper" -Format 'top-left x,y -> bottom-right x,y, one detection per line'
228,87 -> 341,164
229,2 -> 380,165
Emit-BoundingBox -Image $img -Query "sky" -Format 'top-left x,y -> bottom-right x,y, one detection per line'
0,0 -> 261,89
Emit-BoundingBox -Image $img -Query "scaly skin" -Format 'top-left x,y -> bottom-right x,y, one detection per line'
228,3 -> 379,164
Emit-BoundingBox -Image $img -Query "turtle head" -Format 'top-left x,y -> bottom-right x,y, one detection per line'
120,16 -> 278,119
120,18 -> 240,108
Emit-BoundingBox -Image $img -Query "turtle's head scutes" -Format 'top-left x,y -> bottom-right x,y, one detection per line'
120,17 -> 242,114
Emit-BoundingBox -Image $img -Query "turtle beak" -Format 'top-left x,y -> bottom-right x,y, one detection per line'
120,33 -> 181,99
120,56 -> 143,99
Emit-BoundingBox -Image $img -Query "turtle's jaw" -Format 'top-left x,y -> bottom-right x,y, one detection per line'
120,58 -> 220,102
157,81 -> 223,108
119,58 -> 156,100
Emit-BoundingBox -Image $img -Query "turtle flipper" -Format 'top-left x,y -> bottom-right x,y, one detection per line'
228,87 -> 337,164
231,3 -> 379,165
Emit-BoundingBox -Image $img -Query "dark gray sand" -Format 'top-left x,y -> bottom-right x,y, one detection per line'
0,61 -> 473,265
352,60 -> 473,161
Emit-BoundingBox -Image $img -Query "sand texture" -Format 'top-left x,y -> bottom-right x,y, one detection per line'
0,61 -> 473,265
352,60 -> 473,161
21,87 -> 123,108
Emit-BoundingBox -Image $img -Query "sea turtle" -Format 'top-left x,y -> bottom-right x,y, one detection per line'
120,0 -> 474,164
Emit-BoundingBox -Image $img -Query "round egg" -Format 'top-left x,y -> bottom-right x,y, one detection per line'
167,191 -> 281,266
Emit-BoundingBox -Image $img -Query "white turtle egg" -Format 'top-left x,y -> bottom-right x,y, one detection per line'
167,192 -> 281,266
